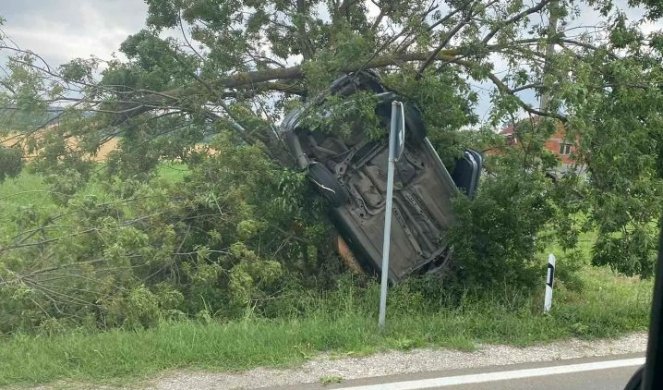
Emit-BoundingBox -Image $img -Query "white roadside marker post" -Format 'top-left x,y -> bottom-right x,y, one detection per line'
544,253 -> 556,313
378,100 -> 405,330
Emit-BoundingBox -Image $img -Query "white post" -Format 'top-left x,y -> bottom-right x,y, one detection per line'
544,253 -> 556,313
378,101 -> 403,329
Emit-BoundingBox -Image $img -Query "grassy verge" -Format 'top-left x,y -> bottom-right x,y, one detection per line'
0,163 -> 188,207
0,172 -> 52,207
0,266 -> 652,388
0,170 -> 654,387
0,165 -> 188,237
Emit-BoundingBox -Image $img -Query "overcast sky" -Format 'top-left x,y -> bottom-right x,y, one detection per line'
2,0 -> 148,66
0,1 -> 657,122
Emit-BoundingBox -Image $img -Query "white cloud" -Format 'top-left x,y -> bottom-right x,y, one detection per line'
8,21 -> 126,64
2,0 -> 148,66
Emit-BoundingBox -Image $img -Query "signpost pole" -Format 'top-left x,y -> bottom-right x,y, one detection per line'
379,101 -> 405,329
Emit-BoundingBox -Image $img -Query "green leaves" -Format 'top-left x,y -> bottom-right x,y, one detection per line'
609,14 -> 643,49
449,147 -> 557,289
58,59 -> 96,84
564,51 -> 663,277
0,147 -> 22,182
298,91 -> 382,140
593,226 -> 658,278
2,0 -> 663,334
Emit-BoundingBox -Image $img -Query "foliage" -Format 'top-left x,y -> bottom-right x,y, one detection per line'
560,45 -> 663,277
0,146 -> 22,181
0,138 -> 339,332
449,120 -> 558,288
0,267 -> 651,387
1,0 -> 663,333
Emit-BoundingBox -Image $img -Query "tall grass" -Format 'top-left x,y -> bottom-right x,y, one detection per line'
0,169 -> 654,387
0,266 -> 652,387
0,163 -> 188,207
0,172 -> 52,207
0,165 -> 188,236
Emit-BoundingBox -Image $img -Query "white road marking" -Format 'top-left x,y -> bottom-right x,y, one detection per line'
338,357 -> 645,390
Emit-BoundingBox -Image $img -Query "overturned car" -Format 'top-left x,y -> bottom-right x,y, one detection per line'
280,72 -> 482,282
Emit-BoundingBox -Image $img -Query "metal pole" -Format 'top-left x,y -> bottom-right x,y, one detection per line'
379,101 -> 401,329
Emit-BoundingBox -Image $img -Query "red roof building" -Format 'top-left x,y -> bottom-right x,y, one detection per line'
497,120 -> 580,168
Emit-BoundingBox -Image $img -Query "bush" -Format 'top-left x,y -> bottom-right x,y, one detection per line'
0,146 -> 22,182
448,150 -> 557,290
0,133 -> 341,333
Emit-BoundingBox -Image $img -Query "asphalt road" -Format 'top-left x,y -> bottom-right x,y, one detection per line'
274,353 -> 643,390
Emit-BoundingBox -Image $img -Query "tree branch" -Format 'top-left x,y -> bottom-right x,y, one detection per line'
418,1 -> 479,75
481,0 -> 553,45
483,70 -> 567,121
106,49 -> 460,123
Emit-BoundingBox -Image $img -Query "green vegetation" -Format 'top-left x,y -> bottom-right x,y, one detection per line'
0,267 -> 651,387
0,1 -> 662,387
0,170 -> 650,387
0,171 -> 51,210
320,375 -> 344,385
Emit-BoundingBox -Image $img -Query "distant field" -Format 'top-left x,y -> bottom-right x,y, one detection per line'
1,131 -> 119,161
0,163 -> 188,240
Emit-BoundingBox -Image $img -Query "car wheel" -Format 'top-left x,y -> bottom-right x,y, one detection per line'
308,162 -> 349,207
404,103 -> 426,142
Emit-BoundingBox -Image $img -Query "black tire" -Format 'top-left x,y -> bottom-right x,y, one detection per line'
308,162 -> 349,207
404,103 -> 426,142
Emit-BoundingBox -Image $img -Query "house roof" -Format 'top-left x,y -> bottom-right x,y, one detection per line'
499,124 -> 515,136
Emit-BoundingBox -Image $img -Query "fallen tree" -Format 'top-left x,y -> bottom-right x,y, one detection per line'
0,0 -> 661,332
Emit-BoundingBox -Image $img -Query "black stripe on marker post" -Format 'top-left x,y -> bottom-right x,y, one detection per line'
546,263 -> 555,287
